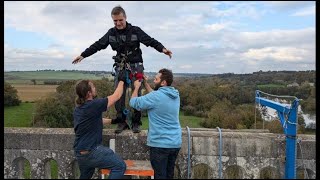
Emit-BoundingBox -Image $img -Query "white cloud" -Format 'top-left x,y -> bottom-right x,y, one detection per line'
180,65 -> 192,69
242,47 -> 306,62
291,5 -> 315,16
4,1 -> 315,74
204,23 -> 227,32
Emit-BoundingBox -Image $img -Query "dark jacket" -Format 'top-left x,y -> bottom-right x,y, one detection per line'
81,22 -> 165,63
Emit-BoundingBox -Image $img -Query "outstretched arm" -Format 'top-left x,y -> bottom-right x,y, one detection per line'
107,70 -> 126,108
107,81 -> 124,108
72,30 -> 111,64
136,27 -> 172,58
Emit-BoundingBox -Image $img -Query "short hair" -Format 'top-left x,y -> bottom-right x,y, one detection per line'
75,80 -> 92,106
111,5 -> 126,17
159,68 -> 173,86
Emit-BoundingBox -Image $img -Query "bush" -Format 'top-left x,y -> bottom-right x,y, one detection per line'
33,95 -> 73,128
33,79 -> 116,128
182,105 -> 196,116
4,82 -> 21,106
43,80 -> 63,85
33,81 -> 77,128
264,120 -> 283,133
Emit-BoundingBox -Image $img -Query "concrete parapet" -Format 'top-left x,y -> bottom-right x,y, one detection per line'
4,127 -> 316,179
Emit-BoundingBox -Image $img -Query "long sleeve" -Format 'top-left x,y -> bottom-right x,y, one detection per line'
136,27 -> 165,52
81,30 -> 111,58
129,91 -> 159,110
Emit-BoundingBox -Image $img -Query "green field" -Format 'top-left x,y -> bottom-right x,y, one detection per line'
4,102 -> 36,127
257,84 -> 286,88
5,103 -> 204,129
4,71 -> 113,84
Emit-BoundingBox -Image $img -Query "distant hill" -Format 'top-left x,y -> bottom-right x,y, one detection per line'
4,70 -> 110,84
4,70 -> 212,83
4,69 -> 315,85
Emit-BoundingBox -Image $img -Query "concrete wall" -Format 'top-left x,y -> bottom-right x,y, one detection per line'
4,128 -> 316,179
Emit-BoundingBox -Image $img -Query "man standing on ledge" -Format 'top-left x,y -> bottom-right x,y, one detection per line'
72,5 -> 172,134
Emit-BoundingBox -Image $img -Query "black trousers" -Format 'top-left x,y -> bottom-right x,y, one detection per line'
150,147 -> 181,179
113,63 -> 144,125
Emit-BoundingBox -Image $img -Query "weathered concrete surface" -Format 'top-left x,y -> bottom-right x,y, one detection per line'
4,128 -> 316,179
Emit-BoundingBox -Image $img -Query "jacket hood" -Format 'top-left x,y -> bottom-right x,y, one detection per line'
159,86 -> 179,99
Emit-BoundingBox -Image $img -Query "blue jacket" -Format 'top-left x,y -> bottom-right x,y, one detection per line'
130,86 -> 182,148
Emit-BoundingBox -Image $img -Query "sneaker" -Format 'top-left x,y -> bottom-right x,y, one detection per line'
132,123 -> 141,133
115,122 -> 129,134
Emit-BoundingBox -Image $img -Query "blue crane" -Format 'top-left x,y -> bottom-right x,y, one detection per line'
255,90 -> 299,179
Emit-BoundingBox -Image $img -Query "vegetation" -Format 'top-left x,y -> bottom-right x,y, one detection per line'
4,81 -> 21,106
4,102 -> 35,127
4,70 -> 316,134
4,70 -> 113,85
3,70 -> 315,179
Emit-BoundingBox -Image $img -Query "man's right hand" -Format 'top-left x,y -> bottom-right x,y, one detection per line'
117,70 -> 127,82
134,80 -> 142,89
72,56 -> 84,64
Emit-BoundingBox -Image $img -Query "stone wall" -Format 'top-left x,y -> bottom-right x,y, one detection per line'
4,128 -> 316,179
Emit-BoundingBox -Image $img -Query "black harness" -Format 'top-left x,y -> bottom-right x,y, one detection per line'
113,26 -> 140,64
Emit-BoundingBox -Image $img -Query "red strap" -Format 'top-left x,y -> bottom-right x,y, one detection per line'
135,72 -> 144,80
130,72 -> 144,81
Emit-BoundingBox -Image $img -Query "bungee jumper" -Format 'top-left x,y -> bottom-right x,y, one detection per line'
72,5 -> 172,133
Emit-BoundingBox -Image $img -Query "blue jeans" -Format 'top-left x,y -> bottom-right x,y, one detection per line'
75,145 -> 126,179
149,147 -> 181,179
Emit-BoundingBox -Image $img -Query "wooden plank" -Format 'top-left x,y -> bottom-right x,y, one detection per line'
101,160 -> 154,177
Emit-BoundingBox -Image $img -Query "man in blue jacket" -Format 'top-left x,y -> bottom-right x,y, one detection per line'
129,68 -> 181,179
72,5 -> 173,134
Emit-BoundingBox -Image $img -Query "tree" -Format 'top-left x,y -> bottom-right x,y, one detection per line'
31,79 -> 36,85
4,82 -> 21,106
33,79 -> 115,128
33,80 -> 76,128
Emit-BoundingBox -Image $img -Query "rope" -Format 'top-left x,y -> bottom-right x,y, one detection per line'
216,127 -> 223,179
256,90 -> 298,100
256,90 -> 299,129
254,101 -> 257,129
186,126 -> 191,179
124,74 -> 133,130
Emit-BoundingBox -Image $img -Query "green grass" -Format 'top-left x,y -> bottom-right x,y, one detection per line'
24,159 -> 58,179
106,111 -> 204,130
5,103 -> 204,129
257,84 -> 286,88
140,112 -> 204,129
4,102 -> 36,127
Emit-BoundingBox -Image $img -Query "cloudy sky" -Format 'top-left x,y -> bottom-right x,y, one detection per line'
4,1 -> 315,74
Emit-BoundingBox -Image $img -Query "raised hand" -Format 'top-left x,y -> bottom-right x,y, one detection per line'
72,56 -> 84,64
162,48 -> 172,59
117,69 -> 127,82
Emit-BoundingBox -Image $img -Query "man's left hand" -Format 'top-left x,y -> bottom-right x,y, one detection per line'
163,48 -> 172,59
